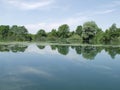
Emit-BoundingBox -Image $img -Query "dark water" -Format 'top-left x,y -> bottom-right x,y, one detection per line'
0,44 -> 120,90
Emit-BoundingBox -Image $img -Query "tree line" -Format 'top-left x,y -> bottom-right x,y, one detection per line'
0,21 -> 120,44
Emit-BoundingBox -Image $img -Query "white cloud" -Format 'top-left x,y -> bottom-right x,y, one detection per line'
94,9 -> 115,15
25,16 -> 88,34
5,0 -> 54,10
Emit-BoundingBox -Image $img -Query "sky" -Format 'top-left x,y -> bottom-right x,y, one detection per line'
0,0 -> 120,34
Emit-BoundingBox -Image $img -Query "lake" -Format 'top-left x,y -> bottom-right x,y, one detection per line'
0,43 -> 120,90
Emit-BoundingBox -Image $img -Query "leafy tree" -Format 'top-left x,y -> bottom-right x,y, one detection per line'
75,25 -> 82,36
67,34 -> 82,43
0,25 -> 9,40
50,29 -> 57,37
82,21 -> 99,43
36,29 -> 46,37
103,24 -> 120,44
57,24 -> 69,38
35,29 -> 47,41
47,29 -> 58,41
8,25 -> 30,41
93,28 -> 104,44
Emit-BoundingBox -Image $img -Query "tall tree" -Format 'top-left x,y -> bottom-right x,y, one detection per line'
57,24 -> 69,38
35,29 -> 47,41
0,25 -> 9,40
8,25 -> 29,41
76,25 -> 82,36
82,21 -> 99,43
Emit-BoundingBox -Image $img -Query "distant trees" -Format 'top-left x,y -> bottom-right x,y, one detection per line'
103,24 -> 120,44
0,21 -> 120,44
0,25 -> 31,41
8,25 -> 30,41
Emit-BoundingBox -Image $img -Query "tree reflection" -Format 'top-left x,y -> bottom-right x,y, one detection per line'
0,44 -> 28,52
104,46 -> 120,59
57,46 -> 69,55
50,45 -> 69,55
81,46 -> 103,60
0,45 -> 10,52
75,46 -> 82,54
47,45 -> 120,59
50,45 -> 57,50
71,46 -> 103,60
37,45 -> 46,49
1,44 -> 119,60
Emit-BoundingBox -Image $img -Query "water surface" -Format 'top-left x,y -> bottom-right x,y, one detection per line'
0,43 -> 120,90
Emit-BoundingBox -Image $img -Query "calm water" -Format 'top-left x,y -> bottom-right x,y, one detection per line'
0,43 -> 120,90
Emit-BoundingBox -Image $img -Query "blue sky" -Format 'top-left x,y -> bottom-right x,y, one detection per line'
0,0 -> 120,34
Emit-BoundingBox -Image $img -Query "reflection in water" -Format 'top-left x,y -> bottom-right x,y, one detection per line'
37,45 -> 46,49
0,44 -> 120,90
56,45 -> 69,55
0,44 -> 28,52
0,44 -> 120,59
50,45 -> 120,60
104,46 -> 120,59
51,45 -> 120,59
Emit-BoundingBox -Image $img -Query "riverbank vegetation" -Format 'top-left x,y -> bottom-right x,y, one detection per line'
0,21 -> 120,44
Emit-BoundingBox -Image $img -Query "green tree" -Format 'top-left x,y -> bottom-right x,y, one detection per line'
103,24 -> 120,44
76,25 -> 82,36
47,29 -> 58,41
8,25 -> 29,41
35,29 -> 47,41
0,25 -> 9,41
82,21 -> 99,43
57,24 -> 69,38
93,28 -> 104,44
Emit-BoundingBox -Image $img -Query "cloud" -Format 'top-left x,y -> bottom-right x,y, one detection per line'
25,16 -> 88,34
94,9 -> 115,15
5,0 -> 54,10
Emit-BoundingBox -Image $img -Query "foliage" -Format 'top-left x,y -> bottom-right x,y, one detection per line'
57,24 -> 69,38
0,21 -> 120,44
35,29 -> 47,41
0,25 -> 9,41
75,25 -> 82,36
82,21 -> 100,43
67,34 -> 82,43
